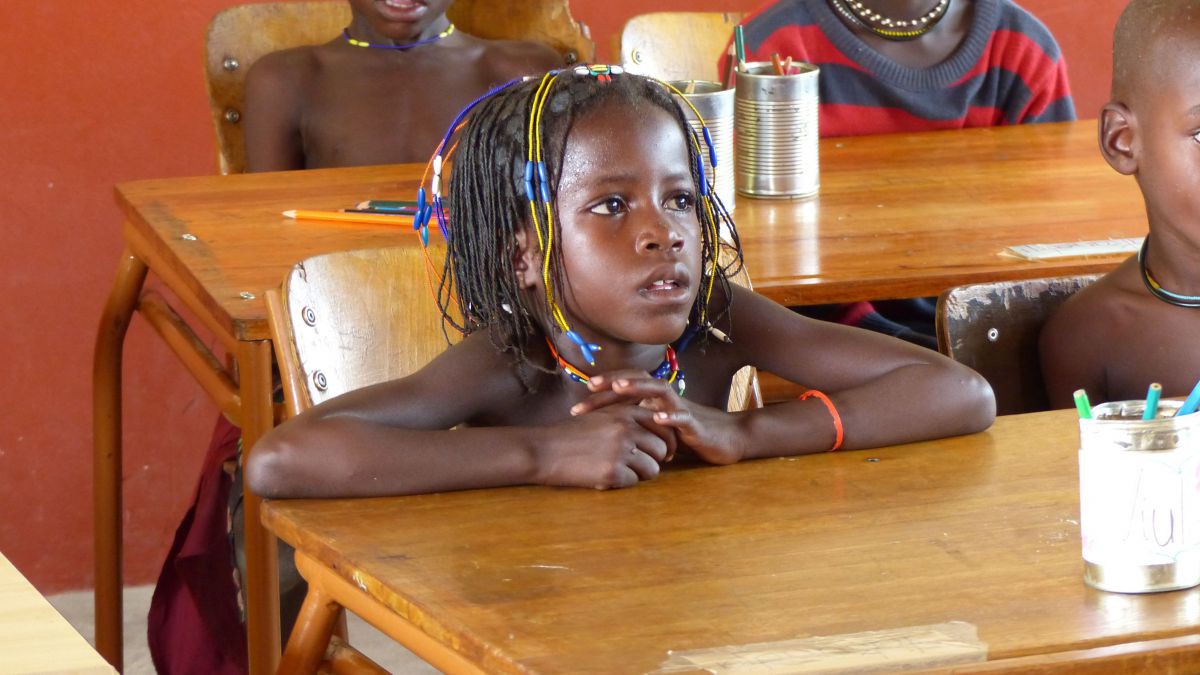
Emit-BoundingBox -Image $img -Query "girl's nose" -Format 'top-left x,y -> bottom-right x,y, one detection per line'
638,216 -> 685,253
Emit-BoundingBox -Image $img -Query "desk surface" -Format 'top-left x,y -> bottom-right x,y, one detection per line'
115,120 -> 1145,343
262,410 -> 1199,673
0,553 -> 116,675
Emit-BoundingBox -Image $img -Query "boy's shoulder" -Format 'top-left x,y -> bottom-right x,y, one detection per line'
457,35 -> 564,79
1044,260 -> 1144,341
245,41 -> 338,89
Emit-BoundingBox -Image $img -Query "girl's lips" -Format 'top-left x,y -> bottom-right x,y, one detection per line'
639,280 -> 691,303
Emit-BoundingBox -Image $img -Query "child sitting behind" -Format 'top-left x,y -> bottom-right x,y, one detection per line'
242,0 -> 563,171
248,68 -> 995,499
1040,0 -> 1200,408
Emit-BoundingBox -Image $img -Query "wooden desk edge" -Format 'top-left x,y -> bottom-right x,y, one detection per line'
913,633 -> 1200,674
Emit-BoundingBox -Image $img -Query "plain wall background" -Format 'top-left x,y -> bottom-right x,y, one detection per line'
0,0 -> 1126,594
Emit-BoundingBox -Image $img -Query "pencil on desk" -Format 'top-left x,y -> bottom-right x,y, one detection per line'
282,209 -> 414,227
355,199 -> 419,211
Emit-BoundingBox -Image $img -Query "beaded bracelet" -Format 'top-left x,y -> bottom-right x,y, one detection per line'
799,390 -> 843,452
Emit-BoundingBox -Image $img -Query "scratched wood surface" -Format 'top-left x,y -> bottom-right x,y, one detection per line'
262,409 -> 1200,674
114,119 -> 1145,343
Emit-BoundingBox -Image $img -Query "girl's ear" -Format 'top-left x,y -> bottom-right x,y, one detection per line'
513,227 -> 542,289
1099,102 -> 1138,175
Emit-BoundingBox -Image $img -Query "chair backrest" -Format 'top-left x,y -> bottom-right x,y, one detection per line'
936,274 -> 1100,416
724,253 -> 763,412
617,12 -> 745,83
266,246 -> 457,415
204,0 -> 596,175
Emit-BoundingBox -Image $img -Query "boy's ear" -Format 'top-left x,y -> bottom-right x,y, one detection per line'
513,227 -> 542,289
1098,102 -> 1138,175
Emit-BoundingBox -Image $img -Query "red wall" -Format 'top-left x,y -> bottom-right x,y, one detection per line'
0,0 -> 1123,594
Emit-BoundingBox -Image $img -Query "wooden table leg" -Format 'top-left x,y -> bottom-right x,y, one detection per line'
92,247 -> 149,671
238,339 -> 282,675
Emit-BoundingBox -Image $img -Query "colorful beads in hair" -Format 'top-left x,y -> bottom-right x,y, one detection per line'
415,65 -> 741,373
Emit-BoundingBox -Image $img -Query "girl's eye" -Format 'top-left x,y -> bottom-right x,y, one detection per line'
666,193 -> 695,212
1193,130 -> 1200,143
588,198 -> 627,215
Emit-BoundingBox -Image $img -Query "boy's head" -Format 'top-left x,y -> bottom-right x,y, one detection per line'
437,69 -> 739,369
1100,0 -> 1200,233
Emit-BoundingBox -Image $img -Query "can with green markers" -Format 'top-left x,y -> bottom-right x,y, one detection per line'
1078,399 -> 1200,593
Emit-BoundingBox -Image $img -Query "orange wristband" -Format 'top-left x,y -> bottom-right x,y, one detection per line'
799,389 -> 843,451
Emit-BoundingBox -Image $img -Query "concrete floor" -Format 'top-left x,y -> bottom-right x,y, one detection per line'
46,585 -> 439,674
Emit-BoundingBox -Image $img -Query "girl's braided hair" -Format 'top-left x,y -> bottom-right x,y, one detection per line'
436,69 -> 743,381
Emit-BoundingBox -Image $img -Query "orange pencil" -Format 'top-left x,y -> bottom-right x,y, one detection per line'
771,53 -> 785,76
282,209 -> 415,227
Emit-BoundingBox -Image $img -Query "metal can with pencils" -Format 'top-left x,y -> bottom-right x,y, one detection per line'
670,81 -> 736,212
734,61 -> 820,198
1078,400 -> 1200,593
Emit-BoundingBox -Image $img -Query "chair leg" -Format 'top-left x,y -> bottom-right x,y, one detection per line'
92,246 -> 149,671
279,579 -> 343,674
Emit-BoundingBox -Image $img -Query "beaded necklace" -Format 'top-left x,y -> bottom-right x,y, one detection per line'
343,23 -> 455,50
828,0 -> 951,41
1138,235 -> 1200,308
545,338 -> 686,396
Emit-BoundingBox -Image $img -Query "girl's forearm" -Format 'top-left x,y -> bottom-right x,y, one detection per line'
738,362 -> 994,459
247,418 -> 546,499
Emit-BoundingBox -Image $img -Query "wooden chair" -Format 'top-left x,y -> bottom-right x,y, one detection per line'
936,275 -> 1100,416
205,0 -> 595,175
264,245 -> 456,672
266,246 -> 455,417
725,253 -> 763,412
617,12 -> 745,83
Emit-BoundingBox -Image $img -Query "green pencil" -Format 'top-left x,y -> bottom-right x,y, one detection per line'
734,25 -> 746,72
1073,389 -> 1093,420
355,199 -> 419,211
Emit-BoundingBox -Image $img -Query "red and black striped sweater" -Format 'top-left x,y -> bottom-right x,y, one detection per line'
729,0 -> 1075,136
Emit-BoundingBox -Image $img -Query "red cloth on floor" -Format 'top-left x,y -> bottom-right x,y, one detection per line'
147,416 -> 246,674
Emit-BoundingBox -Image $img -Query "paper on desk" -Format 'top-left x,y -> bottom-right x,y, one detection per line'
1003,237 -> 1143,261
653,621 -> 986,674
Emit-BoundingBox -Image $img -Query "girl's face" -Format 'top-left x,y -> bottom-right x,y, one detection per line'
544,101 -> 704,348
347,0 -> 452,42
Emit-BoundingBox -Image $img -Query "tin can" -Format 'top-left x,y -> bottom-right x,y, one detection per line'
1078,400 -> 1200,593
734,61 -> 820,198
671,81 -> 736,212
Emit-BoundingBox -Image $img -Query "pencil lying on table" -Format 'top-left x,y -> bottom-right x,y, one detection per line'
282,209 -> 414,226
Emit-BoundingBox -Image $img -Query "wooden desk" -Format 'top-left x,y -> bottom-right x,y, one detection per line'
94,120 -> 1145,672
0,552 -> 117,675
262,409 -> 1200,673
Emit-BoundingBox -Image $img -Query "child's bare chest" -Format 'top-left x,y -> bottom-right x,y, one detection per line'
300,65 -> 492,167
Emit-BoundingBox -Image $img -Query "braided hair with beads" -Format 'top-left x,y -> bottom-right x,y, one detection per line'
416,66 -> 743,387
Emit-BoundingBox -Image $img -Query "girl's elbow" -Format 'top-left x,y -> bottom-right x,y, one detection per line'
245,434 -> 301,499
958,367 -> 997,432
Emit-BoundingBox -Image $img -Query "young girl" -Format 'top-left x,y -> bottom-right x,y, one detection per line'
247,67 -> 995,499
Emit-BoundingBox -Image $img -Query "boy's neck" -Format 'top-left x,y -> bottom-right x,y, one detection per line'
1142,229 -> 1200,297
347,14 -> 453,47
